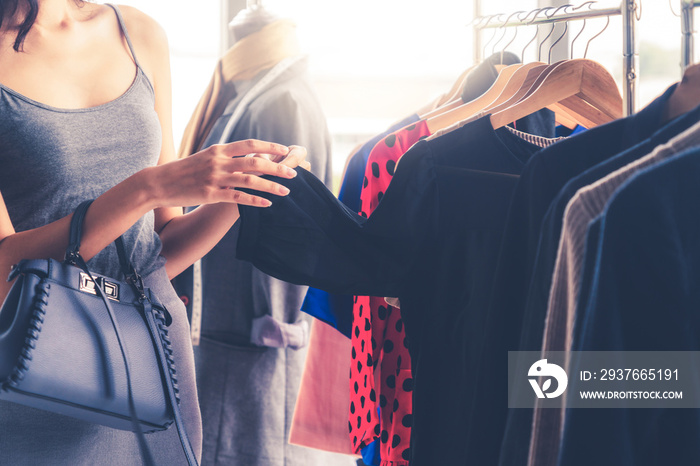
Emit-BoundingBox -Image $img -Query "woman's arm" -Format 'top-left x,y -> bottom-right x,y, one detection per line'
120,6 -> 307,279
0,135 -> 298,299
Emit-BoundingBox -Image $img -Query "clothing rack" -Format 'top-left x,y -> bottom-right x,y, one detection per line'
681,0 -> 700,71
473,1 -> 639,117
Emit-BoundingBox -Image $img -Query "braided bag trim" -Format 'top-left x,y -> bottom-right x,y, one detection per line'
2,279 -> 50,391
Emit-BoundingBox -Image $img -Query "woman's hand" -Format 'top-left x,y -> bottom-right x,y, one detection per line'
143,139 -> 301,209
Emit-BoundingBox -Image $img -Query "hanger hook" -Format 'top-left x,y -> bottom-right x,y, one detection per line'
570,19 -> 587,58
572,0 -> 596,10
569,2 -> 595,58
501,11 -> 527,57
482,15 -> 504,59
636,0 -> 642,22
491,16 -> 511,57
584,15 -> 610,59
538,5 -> 572,62
546,4 -> 574,20
519,6 -> 544,25
492,10 -> 525,57
522,7 -> 552,62
669,0 -> 680,17
570,0 -> 597,15
538,26 -> 556,62
548,21 -> 569,64
468,15 -> 487,29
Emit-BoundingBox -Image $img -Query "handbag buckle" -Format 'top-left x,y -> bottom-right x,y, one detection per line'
65,250 -> 80,266
126,273 -> 148,302
79,273 -> 120,301
8,264 -> 20,282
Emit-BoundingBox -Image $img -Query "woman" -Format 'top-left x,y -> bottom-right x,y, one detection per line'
0,0 -> 307,463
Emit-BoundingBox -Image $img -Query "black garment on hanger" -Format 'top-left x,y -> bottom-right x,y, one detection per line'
559,148 -> 700,466
235,115 -> 548,465
467,84 -> 681,466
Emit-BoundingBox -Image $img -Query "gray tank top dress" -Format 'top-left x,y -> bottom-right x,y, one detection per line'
0,5 -> 202,464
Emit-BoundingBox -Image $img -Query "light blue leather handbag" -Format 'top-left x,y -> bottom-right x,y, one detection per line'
0,200 -> 197,465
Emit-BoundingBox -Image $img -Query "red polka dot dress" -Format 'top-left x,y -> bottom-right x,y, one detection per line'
348,120 -> 431,465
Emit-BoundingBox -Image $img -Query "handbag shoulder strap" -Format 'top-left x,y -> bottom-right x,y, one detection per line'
66,200 -> 91,257
144,303 -> 200,465
65,200 -> 135,281
66,200 -> 198,466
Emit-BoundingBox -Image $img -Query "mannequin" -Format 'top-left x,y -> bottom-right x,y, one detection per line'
229,0 -> 280,43
175,4 -> 356,465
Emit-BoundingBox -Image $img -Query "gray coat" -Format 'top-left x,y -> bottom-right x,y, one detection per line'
173,56 -> 356,466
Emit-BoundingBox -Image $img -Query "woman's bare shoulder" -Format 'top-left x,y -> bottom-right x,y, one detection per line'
113,5 -> 169,80
114,5 -> 167,43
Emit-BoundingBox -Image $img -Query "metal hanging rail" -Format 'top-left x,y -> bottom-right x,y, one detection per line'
473,1 -> 639,116
681,0 -> 700,71
476,7 -> 622,28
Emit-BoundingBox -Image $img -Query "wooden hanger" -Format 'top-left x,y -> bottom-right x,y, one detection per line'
498,59 -> 622,128
427,62 -> 549,134
490,58 -> 622,130
422,63 -> 513,120
423,64 -> 521,124
425,64 -> 530,132
485,60 -> 579,129
481,62 -> 547,112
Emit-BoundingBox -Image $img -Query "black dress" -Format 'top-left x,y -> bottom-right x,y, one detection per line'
235,115 -> 553,465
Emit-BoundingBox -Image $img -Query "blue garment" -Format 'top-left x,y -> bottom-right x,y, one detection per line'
559,147 -> 700,466
301,114 -> 419,336
467,84 -> 681,466
555,124 -> 587,137
361,409 -> 382,466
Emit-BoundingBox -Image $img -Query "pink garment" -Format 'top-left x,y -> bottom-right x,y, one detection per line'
290,320 -> 358,456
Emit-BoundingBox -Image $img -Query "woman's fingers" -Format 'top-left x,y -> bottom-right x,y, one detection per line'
223,154 -> 298,179
247,146 -> 310,171
217,139 -> 290,158
214,189 -> 274,208
220,172 -> 291,196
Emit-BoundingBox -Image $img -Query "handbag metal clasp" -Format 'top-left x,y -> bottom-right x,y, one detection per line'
79,273 -> 120,301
